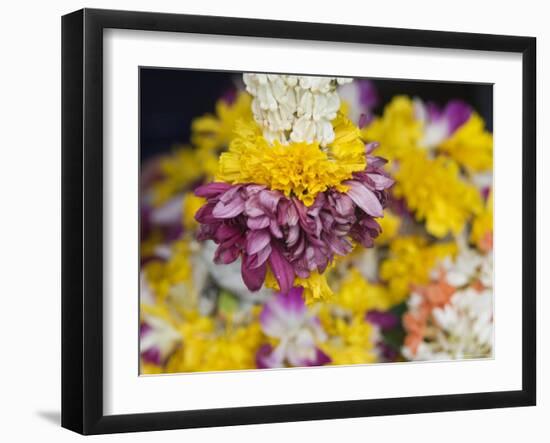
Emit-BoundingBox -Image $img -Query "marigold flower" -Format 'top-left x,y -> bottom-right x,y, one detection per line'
216,115 -> 366,206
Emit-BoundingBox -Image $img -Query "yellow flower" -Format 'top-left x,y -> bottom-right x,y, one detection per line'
319,312 -> 378,365
182,193 -> 205,231
296,271 -> 334,304
216,114 -> 366,206
265,268 -> 334,304
380,236 -> 456,303
439,113 -> 493,172
374,210 -> 401,245
394,149 -> 483,238
362,96 -> 423,163
470,191 -> 493,252
166,318 -> 264,373
152,146 -> 205,205
143,239 -> 194,304
335,269 -> 395,313
191,92 -> 253,152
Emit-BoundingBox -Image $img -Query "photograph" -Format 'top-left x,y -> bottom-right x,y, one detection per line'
138,69 -> 494,375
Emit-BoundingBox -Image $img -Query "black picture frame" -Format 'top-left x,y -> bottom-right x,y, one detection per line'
61,8 -> 537,435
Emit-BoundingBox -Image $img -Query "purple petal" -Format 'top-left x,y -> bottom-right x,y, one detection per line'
358,113 -> 369,129
244,194 -> 264,218
248,243 -> 272,269
269,219 -> 283,239
282,287 -> 306,314
214,223 -> 241,242
279,200 -> 299,226
212,196 -> 245,218
141,347 -> 162,365
194,182 -> 232,198
268,243 -> 295,294
259,190 -> 282,215
247,215 -> 270,230
241,258 -> 267,291
310,348 -> 331,366
139,322 -> 152,338
255,344 -> 274,369
444,100 -> 472,134
214,245 -> 240,264
286,224 -> 300,246
194,202 -> 217,224
344,180 -> 384,217
366,173 -> 395,190
332,193 -> 354,217
246,229 -> 271,255
357,79 -> 378,109
365,142 -> 379,155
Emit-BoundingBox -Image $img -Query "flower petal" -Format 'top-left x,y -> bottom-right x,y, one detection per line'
246,229 -> 271,255
194,182 -> 232,198
268,243 -> 295,294
247,215 -> 270,230
344,180 -> 384,217
212,196 -> 245,218
241,258 -> 267,291
366,173 -> 395,190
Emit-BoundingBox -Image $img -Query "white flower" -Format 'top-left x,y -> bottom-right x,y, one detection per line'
435,239 -> 493,288
243,73 -> 351,146
403,244 -> 494,362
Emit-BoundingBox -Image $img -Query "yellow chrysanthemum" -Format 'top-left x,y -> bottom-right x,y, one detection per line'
374,210 -> 401,245
439,113 -> 493,172
143,239 -> 193,304
394,150 -> 483,238
361,96 -> 423,163
470,191 -> 493,252
182,193 -> 205,231
319,312 -> 378,365
152,146 -> 205,205
380,236 -> 456,303
165,318 -> 264,373
216,114 -> 366,206
295,271 -> 334,305
335,269 -> 395,313
265,268 -> 334,305
191,92 -> 253,152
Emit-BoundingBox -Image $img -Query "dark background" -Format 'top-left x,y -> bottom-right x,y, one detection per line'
140,68 -> 493,161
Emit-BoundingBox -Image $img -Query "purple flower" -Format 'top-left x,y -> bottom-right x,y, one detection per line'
256,287 -> 330,368
414,98 -> 472,148
194,145 -> 393,293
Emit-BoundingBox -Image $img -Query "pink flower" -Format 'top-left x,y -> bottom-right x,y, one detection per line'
195,145 -> 393,293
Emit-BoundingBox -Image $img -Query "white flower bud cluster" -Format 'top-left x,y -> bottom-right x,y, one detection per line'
243,73 -> 352,146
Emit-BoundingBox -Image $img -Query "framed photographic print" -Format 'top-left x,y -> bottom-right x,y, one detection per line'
61,8 -> 536,435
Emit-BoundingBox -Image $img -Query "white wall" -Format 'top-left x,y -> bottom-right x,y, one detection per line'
0,0 -> 546,441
